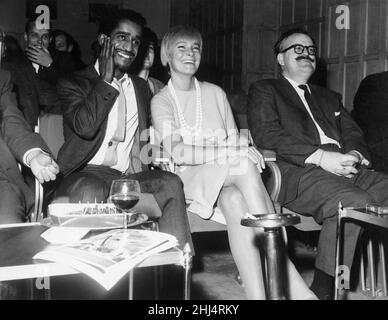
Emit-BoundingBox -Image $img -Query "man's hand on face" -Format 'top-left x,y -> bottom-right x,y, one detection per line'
98,36 -> 115,83
319,151 -> 359,178
26,46 -> 53,68
29,150 -> 59,184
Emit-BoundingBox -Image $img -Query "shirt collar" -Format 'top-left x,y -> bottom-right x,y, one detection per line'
284,75 -> 310,93
94,60 -> 130,86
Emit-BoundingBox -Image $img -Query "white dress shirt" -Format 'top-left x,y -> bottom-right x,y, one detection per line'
88,61 -> 139,173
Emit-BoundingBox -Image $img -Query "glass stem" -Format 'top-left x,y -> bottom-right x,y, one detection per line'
123,211 -> 128,229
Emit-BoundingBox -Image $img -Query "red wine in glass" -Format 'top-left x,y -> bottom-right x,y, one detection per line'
109,179 -> 141,228
111,194 -> 140,211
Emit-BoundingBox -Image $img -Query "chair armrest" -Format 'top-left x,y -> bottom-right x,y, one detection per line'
148,144 -> 175,172
260,149 -> 276,162
258,148 -> 281,203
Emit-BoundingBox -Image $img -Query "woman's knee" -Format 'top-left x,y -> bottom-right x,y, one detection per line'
230,160 -> 262,184
218,186 -> 245,209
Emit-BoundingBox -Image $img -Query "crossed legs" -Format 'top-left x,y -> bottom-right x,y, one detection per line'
218,161 -> 314,299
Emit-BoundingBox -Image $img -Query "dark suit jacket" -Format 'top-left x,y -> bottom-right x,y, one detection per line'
247,76 -> 369,205
353,71 -> 388,173
2,54 -> 61,129
57,64 -> 152,177
0,68 -> 49,214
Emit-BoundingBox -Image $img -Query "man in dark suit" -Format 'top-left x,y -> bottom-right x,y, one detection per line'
2,15 -> 61,129
247,28 -> 388,299
55,10 -> 193,252
353,71 -> 388,174
0,67 -> 59,223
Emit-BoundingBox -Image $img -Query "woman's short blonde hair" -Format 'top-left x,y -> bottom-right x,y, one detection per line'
160,25 -> 203,67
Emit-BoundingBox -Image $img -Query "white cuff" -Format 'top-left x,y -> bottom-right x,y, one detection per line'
305,149 -> 324,166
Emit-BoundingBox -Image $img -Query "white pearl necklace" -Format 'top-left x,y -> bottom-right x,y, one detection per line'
168,78 -> 202,136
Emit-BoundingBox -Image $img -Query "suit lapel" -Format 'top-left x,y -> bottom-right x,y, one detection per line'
309,86 -> 340,141
278,76 -> 308,113
131,77 -> 148,138
278,76 -> 321,142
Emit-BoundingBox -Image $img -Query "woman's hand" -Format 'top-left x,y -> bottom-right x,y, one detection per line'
248,147 -> 265,172
227,146 -> 265,172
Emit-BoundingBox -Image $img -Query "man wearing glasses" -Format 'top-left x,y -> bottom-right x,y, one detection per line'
2,14 -> 60,129
247,28 -> 388,299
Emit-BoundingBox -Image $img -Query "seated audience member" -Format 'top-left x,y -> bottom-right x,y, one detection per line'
54,10 -> 193,253
353,72 -> 388,174
151,25 -> 316,300
133,27 -> 165,96
0,67 -> 59,223
1,15 -> 61,129
247,28 -> 388,300
50,29 -> 85,74
2,35 -> 24,61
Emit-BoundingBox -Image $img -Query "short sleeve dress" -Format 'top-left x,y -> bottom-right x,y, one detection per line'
151,80 -> 245,219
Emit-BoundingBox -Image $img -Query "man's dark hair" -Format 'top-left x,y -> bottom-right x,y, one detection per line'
97,9 -> 146,36
25,14 -> 52,34
273,28 -> 315,56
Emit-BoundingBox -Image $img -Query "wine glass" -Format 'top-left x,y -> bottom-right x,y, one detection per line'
109,179 -> 141,229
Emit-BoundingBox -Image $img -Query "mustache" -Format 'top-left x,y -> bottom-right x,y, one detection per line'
296,55 -> 315,62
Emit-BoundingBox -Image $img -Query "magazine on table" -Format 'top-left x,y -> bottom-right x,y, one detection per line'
33,229 -> 178,290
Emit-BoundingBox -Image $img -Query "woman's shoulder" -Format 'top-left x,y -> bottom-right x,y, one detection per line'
199,81 -> 226,97
152,85 -> 171,103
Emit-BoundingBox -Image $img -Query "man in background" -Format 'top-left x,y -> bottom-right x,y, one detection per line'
353,71 -> 388,174
2,14 -> 61,129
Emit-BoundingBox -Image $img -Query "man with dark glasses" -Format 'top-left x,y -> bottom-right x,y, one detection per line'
247,28 -> 388,299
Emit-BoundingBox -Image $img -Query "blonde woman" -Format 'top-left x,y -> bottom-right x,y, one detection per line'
151,25 -> 316,300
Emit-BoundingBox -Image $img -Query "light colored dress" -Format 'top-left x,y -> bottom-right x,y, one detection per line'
151,80 -> 245,219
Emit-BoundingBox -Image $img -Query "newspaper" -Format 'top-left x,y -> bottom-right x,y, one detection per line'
33,229 -> 178,290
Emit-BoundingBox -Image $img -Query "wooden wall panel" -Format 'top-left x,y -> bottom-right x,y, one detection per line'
261,0 -> 279,28
346,1 -> 362,57
281,0 -> 293,26
327,63 -> 342,94
294,0 -> 308,23
343,62 -> 361,109
366,0 -> 381,55
307,0 -> 323,19
365,59 -> 384,76
327,4 -> 345,59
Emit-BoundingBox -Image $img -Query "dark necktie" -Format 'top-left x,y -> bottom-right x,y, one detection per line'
298,84 -> 323,121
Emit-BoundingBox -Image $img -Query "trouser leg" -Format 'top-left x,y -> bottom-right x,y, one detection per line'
56,166 -> 193,253
285,167 -> 373,276
127,170 -> 193,253
0,179 -> 27,224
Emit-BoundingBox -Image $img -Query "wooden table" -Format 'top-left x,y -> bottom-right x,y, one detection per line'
0,223 -> 192,299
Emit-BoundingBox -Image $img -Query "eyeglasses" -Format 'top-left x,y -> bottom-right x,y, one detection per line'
280,44 -> 318,56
